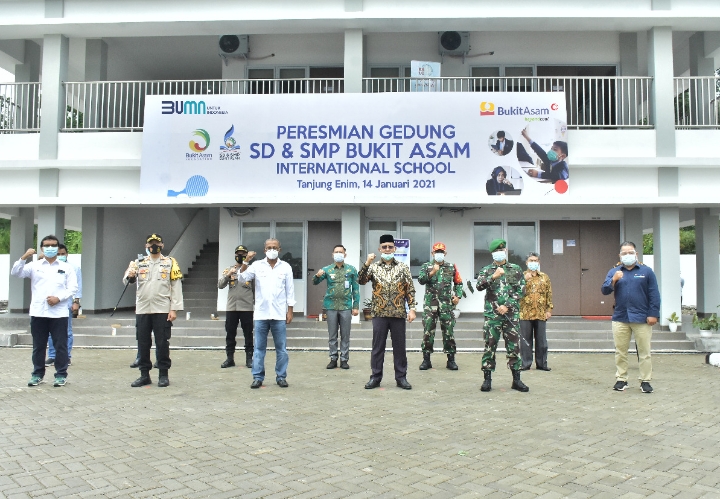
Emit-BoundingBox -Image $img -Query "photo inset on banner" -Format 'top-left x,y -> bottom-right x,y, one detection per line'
516,120 -> 569,189
486,166 -> 523,196
488,130 -> 514,157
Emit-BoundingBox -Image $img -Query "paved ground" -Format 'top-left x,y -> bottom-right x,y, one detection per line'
0,348 -> 718,499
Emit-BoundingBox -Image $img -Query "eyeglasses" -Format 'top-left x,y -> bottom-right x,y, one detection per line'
380,245 -> 395,250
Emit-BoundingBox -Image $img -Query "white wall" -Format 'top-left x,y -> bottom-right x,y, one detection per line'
643,254 -> 702,308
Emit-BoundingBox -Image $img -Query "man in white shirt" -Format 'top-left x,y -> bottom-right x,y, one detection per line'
11,235 -> 78,387
46,243 -> 82,366
238,238 -> 295,389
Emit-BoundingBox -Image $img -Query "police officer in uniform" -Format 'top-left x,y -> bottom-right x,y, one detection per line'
123,234 -> 183,388
218,245 -> 255,368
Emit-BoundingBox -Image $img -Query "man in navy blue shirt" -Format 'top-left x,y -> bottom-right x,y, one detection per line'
601,241 -> 660,393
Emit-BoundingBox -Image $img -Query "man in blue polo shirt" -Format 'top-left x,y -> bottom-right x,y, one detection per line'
601,241 -> 660,394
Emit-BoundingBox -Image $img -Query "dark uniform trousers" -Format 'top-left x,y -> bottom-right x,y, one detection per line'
136,314 -> 171,372
370,317 -> 408,381
31,316 -> 69,378
225,311 -> 254,355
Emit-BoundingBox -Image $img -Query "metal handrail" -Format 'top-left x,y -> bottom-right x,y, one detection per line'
0,82 -> 41,133
63,78 -> 344,131
673,76 -> 720,128
363,76 -> 653,129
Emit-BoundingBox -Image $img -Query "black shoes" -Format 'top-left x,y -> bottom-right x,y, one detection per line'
131,374 -> 151,387
520,366 -> 531,371
250,379 -> 263,389
640,381 -> 653,393
326,359 -> 338,369
45,358 -> 55,365
511,369 -> 529,392
419,352 -> 432,370
396,378 -> 412,390
245,351 -> 253,368
446,354 -> 458,371
537,366 -> 552,371
158,376 -> 170,387
365,378 -> 381,389
613,380 -> 628,391
276,379 -> 289,388
130,357 -> 140,369
481,370 -> 492,392
221,356 -> 235,368
340,361 -> 349,370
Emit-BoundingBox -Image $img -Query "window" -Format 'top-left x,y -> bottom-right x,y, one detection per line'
247,66 -> 344,94
247,68 -> 274,94
471,66 -> 535,92
473,221 -> 537,276
240,221 -> 304,279
367,220 -> 431,277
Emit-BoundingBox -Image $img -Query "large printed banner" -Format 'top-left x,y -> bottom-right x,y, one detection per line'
141,92 -> 569,202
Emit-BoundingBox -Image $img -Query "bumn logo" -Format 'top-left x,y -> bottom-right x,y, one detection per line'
162,100 -> 207,115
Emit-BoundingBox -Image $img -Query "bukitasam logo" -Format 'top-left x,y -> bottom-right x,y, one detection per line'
162,100 -> 207,115
186,129 -> 212,160
219,125 -> 241,161
480,102 -> 495,116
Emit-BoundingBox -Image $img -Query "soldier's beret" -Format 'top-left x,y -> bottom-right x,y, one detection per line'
489,238 -> 506,252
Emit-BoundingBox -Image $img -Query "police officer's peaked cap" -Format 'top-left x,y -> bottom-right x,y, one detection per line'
488,238 -> 506,252
146,233 -> 163,243
234,245 -> 248,254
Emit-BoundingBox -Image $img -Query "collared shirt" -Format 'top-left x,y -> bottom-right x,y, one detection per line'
11,258 -> 78,318
123,255 -> 184,314
313,262 -> 360,311
239,258 -> 296,320
358,258 -> 416,319
417,260 -> 463,310
601,263 -> 660,323
519,271 -> 553,321
476,261 -> 526,320
218,264 -> 254,312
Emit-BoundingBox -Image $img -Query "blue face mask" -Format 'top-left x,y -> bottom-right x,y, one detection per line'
43,246 -> 58,258
546,149 -> 559,162
57,255 -> 68,262
621,254 -> 637,267
527,261 -> 539,271
381,253 -> 394,262
492,250 -> 506,262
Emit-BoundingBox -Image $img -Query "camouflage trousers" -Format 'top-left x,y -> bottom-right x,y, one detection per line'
481,316 -> 522,371
421,306 -> 456,354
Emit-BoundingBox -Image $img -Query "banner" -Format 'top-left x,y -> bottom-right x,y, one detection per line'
141,92 -> 569,202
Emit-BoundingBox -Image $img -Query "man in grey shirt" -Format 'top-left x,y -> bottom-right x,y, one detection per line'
218,244 -> 255,368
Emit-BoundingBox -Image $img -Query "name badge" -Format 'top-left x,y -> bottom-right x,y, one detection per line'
344,280 -> 350,289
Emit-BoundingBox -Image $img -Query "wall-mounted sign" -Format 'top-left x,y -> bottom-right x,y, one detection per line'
553,239 -> 564,254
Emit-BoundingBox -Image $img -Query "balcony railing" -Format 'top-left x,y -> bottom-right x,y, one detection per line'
674,77 -> 720,128
364,76 -> 653,129
0,82 -> 41,132
63,78 -> 344,131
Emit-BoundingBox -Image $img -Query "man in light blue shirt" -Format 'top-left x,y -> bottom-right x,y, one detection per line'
46,244 -> 82,366
238,238 -> 295,389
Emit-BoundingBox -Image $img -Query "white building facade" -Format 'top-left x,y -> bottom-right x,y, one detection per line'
1,0 -> 719,325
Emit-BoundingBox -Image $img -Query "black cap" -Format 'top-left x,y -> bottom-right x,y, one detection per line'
379,234 -> 394,245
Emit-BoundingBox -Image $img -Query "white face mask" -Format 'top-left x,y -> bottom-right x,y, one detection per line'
433,253 -> 445,263
333,252 -> 345,263
492,250 -> 506,262
266,249 -> 279,260
620,254 -> 636,266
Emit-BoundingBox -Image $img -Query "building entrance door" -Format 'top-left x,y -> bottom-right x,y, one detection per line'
539,220 -> 619,316
306,221 -> 342,317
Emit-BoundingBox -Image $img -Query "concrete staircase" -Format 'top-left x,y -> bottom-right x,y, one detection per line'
182,241 -> 219,319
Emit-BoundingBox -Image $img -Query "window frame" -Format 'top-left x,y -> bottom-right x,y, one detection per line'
366,218 -> 433,278
239,220 -> 306,280
472,220 -> 539,277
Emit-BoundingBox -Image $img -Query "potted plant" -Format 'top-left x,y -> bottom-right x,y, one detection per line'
666,312 -> 681,333
692,313 -> 718,338
362,298 -> 373,321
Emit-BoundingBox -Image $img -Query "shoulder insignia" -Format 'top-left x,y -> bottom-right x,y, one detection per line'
170,257 -> 183,280
453,264 -> 463,284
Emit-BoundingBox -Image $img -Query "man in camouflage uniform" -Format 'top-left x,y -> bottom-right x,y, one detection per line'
417,242 -> 464,371
123,233 -> 184,388
476,238 -> 529,392
218,244 -> 254,369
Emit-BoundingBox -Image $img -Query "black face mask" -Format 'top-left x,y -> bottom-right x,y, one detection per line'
235,254 -> 246,263
148,244 -> 162,255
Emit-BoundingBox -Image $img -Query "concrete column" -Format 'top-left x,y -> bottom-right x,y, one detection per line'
81,207 -> 104,312
688,32 -> 716,126
8,208 -> 34,313
13,40 -> 42,131
658,166 -> 678,197
344,29 -> 364,93
39,34 -> 69,159
37,206 -> 65,248
623,208 -> 644,262
652,207 -> 681,326
85,39 -> 108,81
695,208 -> 720,317
647,26 -> 675,158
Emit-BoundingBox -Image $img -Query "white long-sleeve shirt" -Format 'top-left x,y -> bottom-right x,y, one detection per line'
11,258 -> 79,318
239,258 -> 296,321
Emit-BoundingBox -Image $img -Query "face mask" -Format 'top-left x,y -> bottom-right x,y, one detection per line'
527,262 -> 539,271
266,249 -> 279,260
57,255 -> 67,262
43,246 -> 58,258
621,254 -> 637,266
148,244 -> 162,255
433,253 -> 445,263
381,253 -> 394,261
333,253 -> 345,263
492,250 -> 506,262
546,149 -> 559,162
